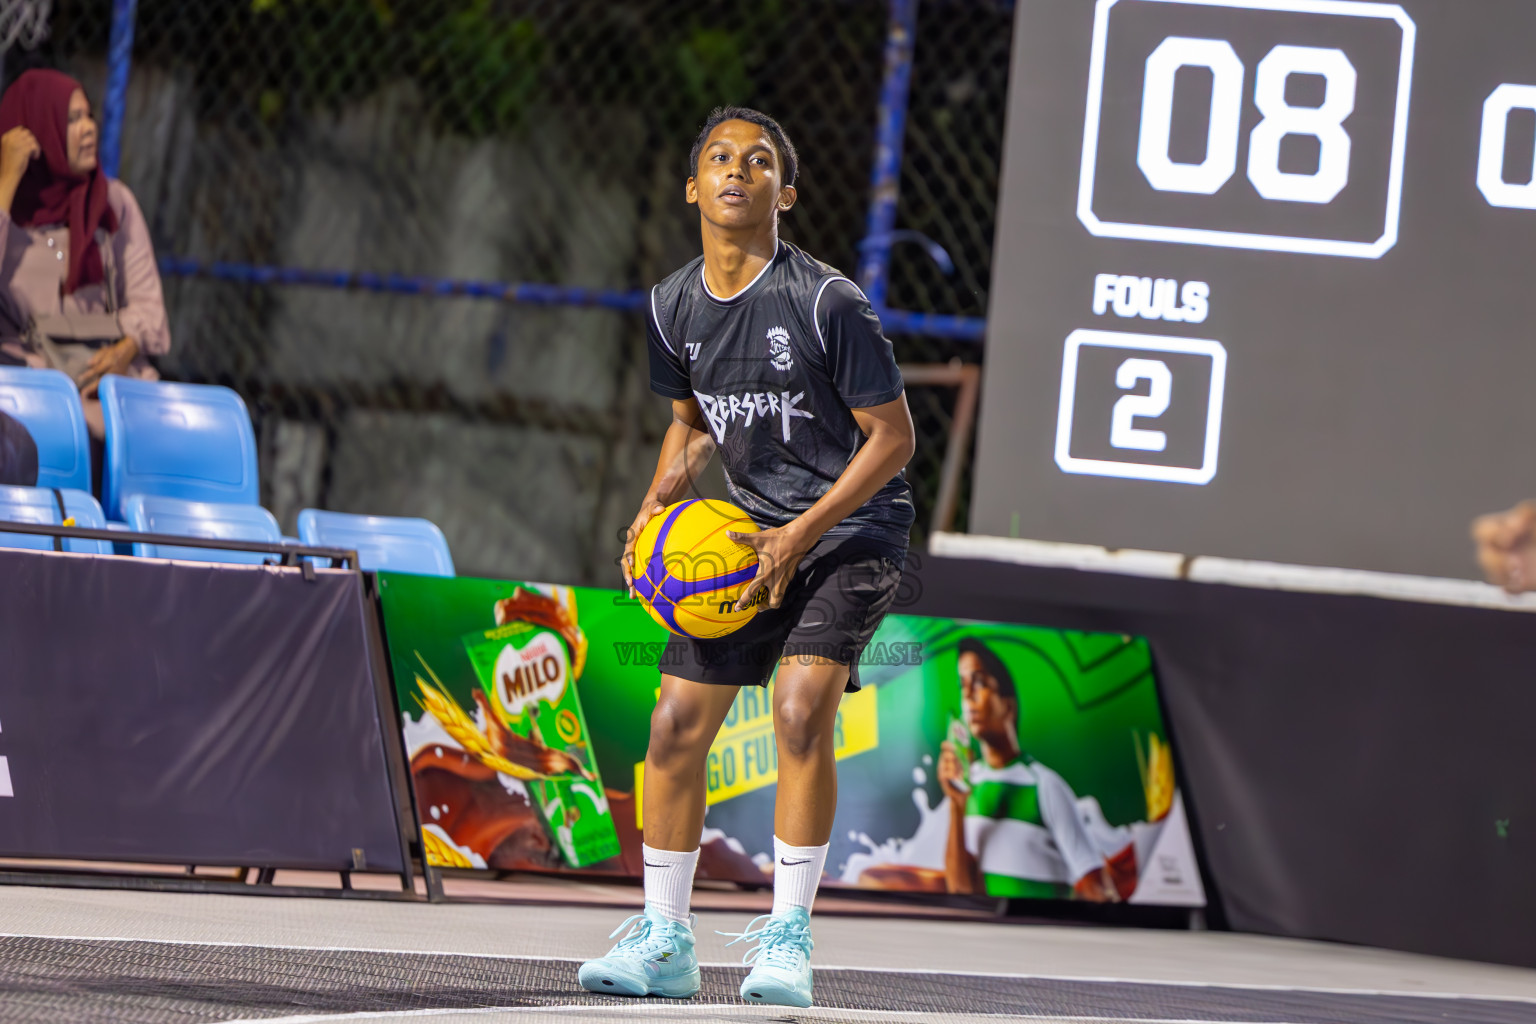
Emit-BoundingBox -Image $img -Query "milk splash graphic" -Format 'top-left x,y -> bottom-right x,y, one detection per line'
839,754 -> 951,882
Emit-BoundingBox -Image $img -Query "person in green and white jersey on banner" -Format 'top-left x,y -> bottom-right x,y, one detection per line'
937,638 -> 1125,902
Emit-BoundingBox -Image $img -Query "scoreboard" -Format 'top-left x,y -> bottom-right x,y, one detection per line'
973,0 -> 1536,580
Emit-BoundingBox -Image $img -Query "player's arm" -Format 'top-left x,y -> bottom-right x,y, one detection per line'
806,397 -> 915,541
649,398 -> 717,507
733,395 -> 913,610
625,291 -> 717,593
621,398 -> 716,595
732,279 -> 915,610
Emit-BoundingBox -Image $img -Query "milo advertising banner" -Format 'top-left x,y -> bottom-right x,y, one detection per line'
377,573 -> 1204,906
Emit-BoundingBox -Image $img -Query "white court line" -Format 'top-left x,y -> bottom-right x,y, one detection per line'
216,1009 -> 1299,1024
217,1010 -> 521,1024
0,930 -> 1531,1006
795,962 -> 1536,1005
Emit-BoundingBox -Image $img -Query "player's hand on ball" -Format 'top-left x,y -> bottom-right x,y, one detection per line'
622,500 -> 666,598
729,522 -> 814,611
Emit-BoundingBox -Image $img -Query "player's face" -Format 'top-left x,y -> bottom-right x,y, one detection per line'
958,651 -> 1014,740
66,90 -> 97,175
686,119 -> 796,229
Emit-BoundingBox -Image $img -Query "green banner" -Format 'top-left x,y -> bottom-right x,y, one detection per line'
377,572 -> 1204,906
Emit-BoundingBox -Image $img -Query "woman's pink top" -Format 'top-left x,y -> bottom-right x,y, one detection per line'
0,177 -> 169,374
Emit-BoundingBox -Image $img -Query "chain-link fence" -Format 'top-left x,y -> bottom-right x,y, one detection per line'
21,0 -> 1010,583
890,0 -> 1014,540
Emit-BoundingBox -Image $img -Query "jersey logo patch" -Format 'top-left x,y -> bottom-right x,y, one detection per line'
767,325 -> 793,372
685,342 -> 701,361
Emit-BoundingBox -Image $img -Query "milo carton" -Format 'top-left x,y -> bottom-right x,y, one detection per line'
461,613 -> 619,868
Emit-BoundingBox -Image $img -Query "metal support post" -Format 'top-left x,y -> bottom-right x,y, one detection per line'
101,0 -> 138,179
856,0 -> 919,309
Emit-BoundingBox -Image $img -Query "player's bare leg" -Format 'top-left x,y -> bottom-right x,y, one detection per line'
729,655 -> 848,1008
578,675 -> 736,999
643,675 -> 740,851
771,656 -> 848,846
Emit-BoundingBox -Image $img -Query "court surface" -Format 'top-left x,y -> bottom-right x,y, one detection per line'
0,882 -> 1532,1023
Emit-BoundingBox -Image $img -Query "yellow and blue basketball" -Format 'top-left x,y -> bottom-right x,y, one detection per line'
632,499 -> 763,639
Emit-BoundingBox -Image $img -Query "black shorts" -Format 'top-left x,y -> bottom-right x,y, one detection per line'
661,535 -> 904,692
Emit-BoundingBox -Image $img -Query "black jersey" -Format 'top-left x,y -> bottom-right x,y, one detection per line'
647,241 -> 914,555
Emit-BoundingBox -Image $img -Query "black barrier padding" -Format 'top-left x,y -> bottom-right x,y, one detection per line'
0,549 -> 405,872
905,554 -> 1536,969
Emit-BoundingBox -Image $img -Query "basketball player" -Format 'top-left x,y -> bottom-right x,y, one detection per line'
577,108 -> 915,1007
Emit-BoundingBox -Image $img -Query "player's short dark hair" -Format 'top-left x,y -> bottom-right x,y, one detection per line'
958,638 -> 1017,702
688,106 -> 799,187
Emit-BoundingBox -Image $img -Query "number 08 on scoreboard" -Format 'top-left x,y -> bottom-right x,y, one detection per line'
974,0 -> 1536,578
1079,0 -> 1416,259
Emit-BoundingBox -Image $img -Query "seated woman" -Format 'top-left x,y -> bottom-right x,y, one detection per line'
0,68 -> 169,439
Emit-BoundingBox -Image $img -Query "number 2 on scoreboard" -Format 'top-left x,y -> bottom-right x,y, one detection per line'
1055,330 -> 1228,486
1110,359 -> 1173,452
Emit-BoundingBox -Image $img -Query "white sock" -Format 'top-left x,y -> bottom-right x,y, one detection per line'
771,836 -> 829,917
642,844 -> 699,924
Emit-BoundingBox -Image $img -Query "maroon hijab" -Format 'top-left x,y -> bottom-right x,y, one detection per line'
0,69 -> 117,294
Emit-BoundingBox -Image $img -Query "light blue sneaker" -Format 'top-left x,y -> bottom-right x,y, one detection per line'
724,907 -> 815,1008
577,905 -> 701,998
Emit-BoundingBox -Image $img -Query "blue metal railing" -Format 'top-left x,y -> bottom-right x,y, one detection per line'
872,306 -> 986,342
157,257 -> 984,340
109,0 -> 988,343
157,258 -> 649,313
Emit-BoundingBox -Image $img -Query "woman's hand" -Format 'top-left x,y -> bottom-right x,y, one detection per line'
729,520 -> 817,611
78,336 -> 140,397
0,126 -> 38,183
0,126 -> 39,216
621,499 -> 667,597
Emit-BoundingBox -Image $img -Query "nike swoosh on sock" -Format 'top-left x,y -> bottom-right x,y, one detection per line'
779,857 -> 812,866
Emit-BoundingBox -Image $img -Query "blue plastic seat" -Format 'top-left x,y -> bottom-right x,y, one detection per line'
0,367 -> 90,491
297,509 -> 455,576
124,494 -> 282,564
0,484 -> 111,554
98,377 -> 258,522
